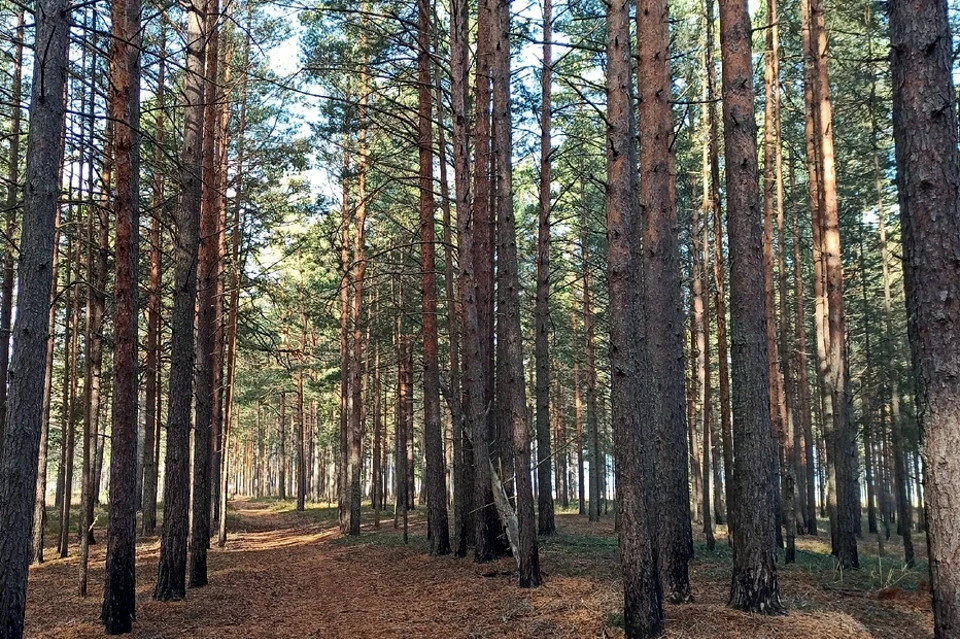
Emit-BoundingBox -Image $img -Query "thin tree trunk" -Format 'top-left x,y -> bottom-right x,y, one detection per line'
190,0 -> 224,588
534,0 -> 556,537
32,209 -> 61,566
806,0 -> 859,568
763,0 -> 787,554
572,305 -> 585,515
79,143 -> 109,595
0,11 -> 24,446
141,22 -> 167,537
59,242 -> 81,558
417,0 -> 450,554
492,0 -> 540,586
338,142 -> 351,533
348,58 -> 370,537
155,0 -> 205,601
472,0 -> 504,561
583,211 -> 601,524
706,0 -> 734,536
695,121 -> 714,548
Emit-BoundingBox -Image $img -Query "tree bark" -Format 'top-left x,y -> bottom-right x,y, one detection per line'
449,0 -> 479,555
418,0 -> 450,555
155,0 -> 205,601
582,208 -> 601,523
491,0 -> 540,587
718,0 -> 785,614
889,1 -> 960,631
141,21 -> 167,537
705,0 -> 734,534
534,0 -> 556,537
0,11 -> 24,449
190,0 -> 222,587
804,0 -> 859,568
637,0 -> 692,602
606,0 -> 663,631
101,0 -> 141,625
0,0 -> 69,631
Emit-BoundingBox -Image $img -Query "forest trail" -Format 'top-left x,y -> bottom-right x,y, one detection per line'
25,501 -> 933,638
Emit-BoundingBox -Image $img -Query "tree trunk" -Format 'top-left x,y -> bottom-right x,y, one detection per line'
154,0 -> 205,601
58,243 -> 80,559
418,0 -> 450,555
79,141 -> 109,595
889,0 -> 960,631
638,0 -> 692,602
718,0 -> 785,614
804,0 -> 859,568
472,0 -> 505,562
141,23 -> 167,537
0,11 -> 24,448
606,0 -> 663,631
706,0 -> 734,535
696,117 -> 714,548
572,305 -> 585,515
762,0 -> 788,554
190,0 -> 222,588
348,60 -> 370,537
0,0 -> 69,631
32,209 -> 61,566
101,0 -> 141,625
492,0 -> 540,587
338,142 -> 351,533
582,207 -> 601,523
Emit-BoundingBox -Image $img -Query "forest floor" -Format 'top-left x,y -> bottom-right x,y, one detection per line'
25,498 -> 933,638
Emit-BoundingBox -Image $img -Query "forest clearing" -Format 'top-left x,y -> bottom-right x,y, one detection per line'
25,500 -> 933,638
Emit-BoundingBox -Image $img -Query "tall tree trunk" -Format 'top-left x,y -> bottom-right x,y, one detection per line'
59,231 -> 81,558
338,143 -> 351,532
155,0 -> 205,601
32,210 -> 61,566
471,0 -> 504,561
441,0 -> 470,554
806,0 -> 859,568
878,204 -> 913,565
696,113 -> 714,549
492,0 -> 540,586
718,0 -> 785,614
638,0 -> 692,602
418,0 -> 450,555
0,11 -> 24,447
219,16 -> 250,547
101,0 -> 141,625
534,0 -> 556,537
606,0 -> 663,631
706,0 -> 734,535
191,0 -> 222,588
572,305 -> 585,515
890,0 -> 960,631
583,210 -> 601,524
79,142 -> 109,595
348,59 -> 370,537
762,0 -> 788,553
0,0 -> 69,631
141,23 -> 167,537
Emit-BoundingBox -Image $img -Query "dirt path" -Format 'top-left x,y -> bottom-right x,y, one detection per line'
23,501 -> 933,638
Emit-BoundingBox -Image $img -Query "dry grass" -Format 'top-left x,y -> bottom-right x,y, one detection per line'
23,500 -> 933,638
